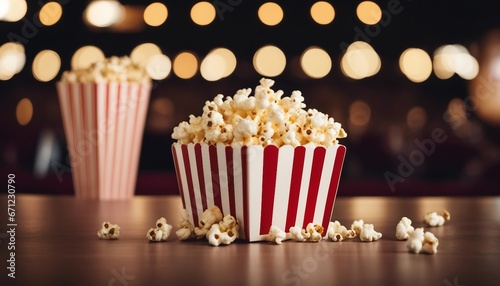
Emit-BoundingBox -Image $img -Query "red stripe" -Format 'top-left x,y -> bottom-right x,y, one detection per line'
181,144 -> 198,225
209,145 -> 222,209
260,145 -> 279,235
194,144 -> 208,211
241,146 -> 249,240
225,146 -> 236,216
172,145 -> 186,209
321,146 -> 346,235
302,147 -> 327,228
285,146 -> 306,230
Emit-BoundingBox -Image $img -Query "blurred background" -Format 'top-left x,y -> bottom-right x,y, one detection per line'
1,0 -> 499,196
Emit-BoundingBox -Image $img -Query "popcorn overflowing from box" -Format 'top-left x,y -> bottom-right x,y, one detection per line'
171,79 -> 347,242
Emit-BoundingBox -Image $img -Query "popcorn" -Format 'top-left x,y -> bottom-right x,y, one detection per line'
359,224 -> 382,242
424,210 -> 450,227
97,221 -> 120,239
194,206 -> 223,238
60,56 -> 150,84
407,228 -> 439,254
289,226 -> 311,242
172,78 -> 347,146
176,209 -> 195,240
351,219 -> 364,236
266,225 -> 288,245
306,223 -> 324,242
146,217 -> 172,242
327,221 -> 356,242
206,215 -> 240,247
396,217 -> 414,240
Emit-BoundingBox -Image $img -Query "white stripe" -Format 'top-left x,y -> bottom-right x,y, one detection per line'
294,144 -> 317,228
312,145 -> 338,224
174,144 -> 194,225
111,83 -> 128,199
83,83 -> 97,198
70,84 -> 88,198
271,145 -> 294,230
246,145 -> 264,241
187,144 -> 204,215
104,83 -> 118,199
201,144 -> 214,207
216,143 -> 231,215
232,146 -> 245,239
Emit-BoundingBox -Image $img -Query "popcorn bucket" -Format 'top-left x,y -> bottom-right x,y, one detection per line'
56,82 -> 151,199
172,143 -> 346,242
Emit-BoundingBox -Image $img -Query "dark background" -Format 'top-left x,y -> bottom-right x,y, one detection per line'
1,0 -> 499,196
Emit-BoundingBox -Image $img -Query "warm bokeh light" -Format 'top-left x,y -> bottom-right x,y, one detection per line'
173,52 -> 198,79
200,48 -> 237,81
300,47 -> 332,79
16,98 -> 33,126
39,1 -> 63,26
84,0 -> 124,28
130,42 -> 162,67
190,1 -> 216,26
341,41 -> 381,79
144,2 -> 168,27
32,50 -> 61,82
71,46 -> 105,70
310,1 -> 335,25
258,2 -> 283,26
0,42 -> 25,80
356,1 -> 382,25
253,45 -> 286,77
146,54 -> 171,80
434,45 -> 479,80
0,0 -> 27,22
406,106 -> 427,132
399,48 -> 432,82
349,100 -> 371,127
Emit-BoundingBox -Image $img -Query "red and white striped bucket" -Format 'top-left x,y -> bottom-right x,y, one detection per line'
172,143 -> 346,242
56,82 -> 151,199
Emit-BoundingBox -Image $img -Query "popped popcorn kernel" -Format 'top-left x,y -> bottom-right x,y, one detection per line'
306,223 -> 324,242
206,215 -> 240,247
266,225 -> 288,245
327,221 -> 356,242
172,78 -> 346,146
176,209 -> 196,240
407,228 -> 439,254
351,219 -> 364,236
194,206 -> 223,239
396,217 -> 414,240
424,209 -> 450,227
147,217 -> 172,242
359,224 -> 382,242
97,221 -> 120,240
289,226 -> 311,242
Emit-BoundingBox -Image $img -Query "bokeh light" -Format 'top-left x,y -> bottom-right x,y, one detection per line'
144,2 -> 168,27
130,42 -> 162,67
258,2 -> 283,26
341,41 -> 381,79
71,46 -> 105,70
349,100 -> 371,127
84,0 -> 124,28
0,0 -> 27,22
0,42 -> 25,80
434,45 -> 479,80
399,48 -> 432,82
39,1 -> 63,26
32,50 -> 61,82
310,1 -> 335,25
208,48 -> 237,78
173,52 -> 198,79
16,98 -> 33,126
406,106 -> 427,132
356,1 -> 382,25
300,47 -> 332,79
253,45 -> 286,77
200,48 -> 237,81
190,1 -> 216,26
146,54 -> 171,80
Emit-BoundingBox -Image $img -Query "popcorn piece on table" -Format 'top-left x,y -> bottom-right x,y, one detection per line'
206,215 -> 240,247
289,226 -> 311,242
306,223 -> 324,242
176,209 -> 196,240
424,209 -> 451,227
266,225 -> 289,245
147,217 -> 172,242
359,224 -> 382,242
407,228 -> 439,254
351,219 -> 365,236
327,221 -> 356,242
421,231 -> 439,254
194,206 -> 223,239
396,217 -> 414,240
97,221 -> 121,240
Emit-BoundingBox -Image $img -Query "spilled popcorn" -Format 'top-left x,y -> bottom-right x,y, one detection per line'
194,206 -> 224,239
172,78 -> 347,146
407,228 -> 439,254
206,214 -> 240,246
359,224 -> 383,242
424,210 -> 451,227
97,221 -> 120,240
266,226 -> 289,245
395,217 -> 414,240
176,209 -> 196,240
147,217 -> 173,242
327,221 -> 356,242
61,56 -> 151,84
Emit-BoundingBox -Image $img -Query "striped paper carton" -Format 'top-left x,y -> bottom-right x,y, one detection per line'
172,142 -> 346,242
57,82 -> 151,199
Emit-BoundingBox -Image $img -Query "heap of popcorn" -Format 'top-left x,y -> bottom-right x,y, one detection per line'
172,78 -> 347,146
61,56 -> 151,84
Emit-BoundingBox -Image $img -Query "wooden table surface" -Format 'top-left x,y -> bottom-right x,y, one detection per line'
1,195 -> 499,286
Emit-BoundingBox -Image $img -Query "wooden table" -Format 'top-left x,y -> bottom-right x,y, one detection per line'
1,195 -> 499,285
